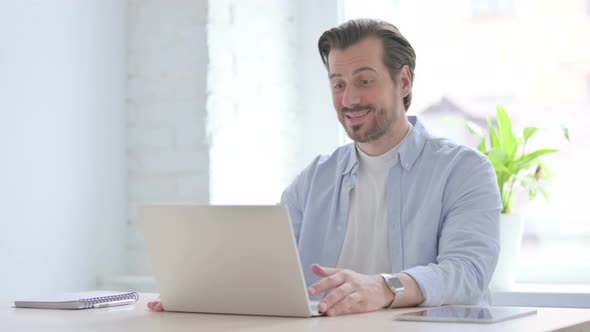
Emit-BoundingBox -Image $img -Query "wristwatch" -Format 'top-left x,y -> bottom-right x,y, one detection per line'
380,273 -> 405,308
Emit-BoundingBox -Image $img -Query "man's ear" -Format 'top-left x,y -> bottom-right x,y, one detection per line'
399,65 -> 412,98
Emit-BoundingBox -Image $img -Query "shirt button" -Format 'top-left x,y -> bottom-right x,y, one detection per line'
337,225 -> 343,232
405,163 -> 410,168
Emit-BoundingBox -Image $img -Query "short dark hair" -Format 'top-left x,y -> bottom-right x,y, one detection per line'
318,19 -> 416,111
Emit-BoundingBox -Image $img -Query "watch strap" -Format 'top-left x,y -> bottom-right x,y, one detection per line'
380,273 -> 404,308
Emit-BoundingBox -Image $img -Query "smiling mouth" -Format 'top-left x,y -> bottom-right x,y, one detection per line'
345,109 -> 371,119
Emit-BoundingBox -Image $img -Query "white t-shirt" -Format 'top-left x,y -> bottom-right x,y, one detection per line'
336,126 -> 413,274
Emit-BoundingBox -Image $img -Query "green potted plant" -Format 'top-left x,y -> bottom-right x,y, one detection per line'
464,105 -> 569,213
462,105 -> 569,290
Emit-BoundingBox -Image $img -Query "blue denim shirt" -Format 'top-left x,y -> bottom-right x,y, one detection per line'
280,116 -> 501,306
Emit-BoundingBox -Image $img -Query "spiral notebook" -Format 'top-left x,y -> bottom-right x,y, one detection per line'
14,292 -> 139,310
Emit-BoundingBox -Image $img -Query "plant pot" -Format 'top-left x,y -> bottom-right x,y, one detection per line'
489,213 -> 524,291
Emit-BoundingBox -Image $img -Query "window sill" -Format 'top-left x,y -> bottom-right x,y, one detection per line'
491,283 -> 590,308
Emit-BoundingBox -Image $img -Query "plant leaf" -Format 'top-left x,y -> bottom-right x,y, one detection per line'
539,162 -> 553,181
538,186 -> 550,201
487,148 -> 512,192
477,137 -> 487,153
488,116 -> 500,149
496,105 -> 518,160
512,149 -> 558,171
486,149 -> 510,170
561,125 -> 570,142
523,127 -> 539,144
465,120 -> 485,138
528,187 -> 537,200
456,117 -> 487,153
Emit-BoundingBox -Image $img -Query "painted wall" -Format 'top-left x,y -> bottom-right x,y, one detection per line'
0,0 -> 126,298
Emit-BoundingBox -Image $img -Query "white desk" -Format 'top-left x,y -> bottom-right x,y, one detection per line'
2,292 -> 590,332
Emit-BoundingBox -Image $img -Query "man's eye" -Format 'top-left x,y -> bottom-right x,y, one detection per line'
333,83 -> 344,90
360,79 -> 373,85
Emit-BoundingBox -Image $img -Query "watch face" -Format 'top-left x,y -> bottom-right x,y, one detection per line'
389,277 -> 404,289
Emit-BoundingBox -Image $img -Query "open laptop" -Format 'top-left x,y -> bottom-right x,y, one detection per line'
140,205 -> 321,317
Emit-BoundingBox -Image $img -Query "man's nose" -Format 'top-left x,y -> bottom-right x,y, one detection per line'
342,86 -> 361,108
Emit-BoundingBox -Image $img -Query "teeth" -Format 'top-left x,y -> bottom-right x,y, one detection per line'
347,110 -> 370,118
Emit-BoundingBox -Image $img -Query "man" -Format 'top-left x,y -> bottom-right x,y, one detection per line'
149,18 -> 501,316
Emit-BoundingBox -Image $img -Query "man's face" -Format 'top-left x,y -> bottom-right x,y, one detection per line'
327,37 -> 406,143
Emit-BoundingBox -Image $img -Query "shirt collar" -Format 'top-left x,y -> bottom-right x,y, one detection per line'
341,116 -> 430,175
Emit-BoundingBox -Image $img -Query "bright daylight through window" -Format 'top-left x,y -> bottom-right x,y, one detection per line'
342,0 -> 590,284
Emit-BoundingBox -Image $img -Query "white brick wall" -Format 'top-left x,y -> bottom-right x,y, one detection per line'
118,0 -> 340,291
125,0 -> 209,277
207,0 -> 301,204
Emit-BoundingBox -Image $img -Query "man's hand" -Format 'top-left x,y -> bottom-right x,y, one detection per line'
147,296 -> 165,312
307,264 -> 393,316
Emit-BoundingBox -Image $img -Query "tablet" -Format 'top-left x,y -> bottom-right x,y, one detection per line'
393,306 -> 537,324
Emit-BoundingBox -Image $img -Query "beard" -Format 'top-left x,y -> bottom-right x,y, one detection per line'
339,104 -> 395,143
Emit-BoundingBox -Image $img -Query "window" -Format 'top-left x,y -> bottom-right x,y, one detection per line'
472,0 -> 515,17
342,0 -> 590,285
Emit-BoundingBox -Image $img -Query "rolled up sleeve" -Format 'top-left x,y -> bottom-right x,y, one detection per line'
404,155 -> 501,306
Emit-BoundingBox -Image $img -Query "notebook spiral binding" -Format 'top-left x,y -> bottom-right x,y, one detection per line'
79,292 -> 139,309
